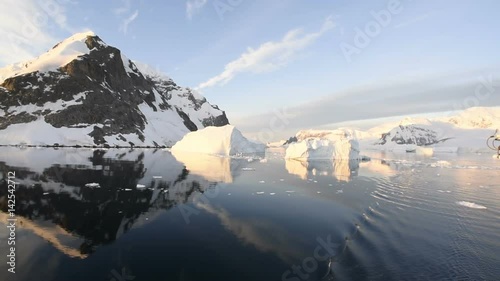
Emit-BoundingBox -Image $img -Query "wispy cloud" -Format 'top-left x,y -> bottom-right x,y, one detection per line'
186,0 -> 208,20
114,0 -> 132,15
119,10 -> 139,34
114,0 -> 139,34
196,16 -> 336,90
0,0 -> 74,66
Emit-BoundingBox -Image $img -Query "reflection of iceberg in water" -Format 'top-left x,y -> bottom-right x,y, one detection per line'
359,160 -> 398,177
171,151 -> 246,183
0,148 -> 219,258
285,159 -> 359,182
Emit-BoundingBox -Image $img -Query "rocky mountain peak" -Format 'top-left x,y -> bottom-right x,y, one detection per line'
0,32 -> 229,147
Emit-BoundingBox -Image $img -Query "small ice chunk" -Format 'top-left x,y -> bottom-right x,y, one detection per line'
85,183 -> 100,188
456,201 -> 487,209
256,192 -> 265,195
270,193 -> 276,195
259,180 -> 265,184
260,159 -> 268,163
242,168 -> 256,171
153,176 -> 163,179
136,184 -> 146,189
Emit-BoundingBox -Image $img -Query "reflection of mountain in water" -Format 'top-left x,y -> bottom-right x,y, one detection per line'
285,159 -> 360,182
0,148 -> 224,258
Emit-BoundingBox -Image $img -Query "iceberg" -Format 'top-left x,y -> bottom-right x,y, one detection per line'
171,125 -> 265,156
285,135 -> 360,160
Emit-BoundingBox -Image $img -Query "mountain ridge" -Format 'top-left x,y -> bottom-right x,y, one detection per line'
0,32 -> 229,147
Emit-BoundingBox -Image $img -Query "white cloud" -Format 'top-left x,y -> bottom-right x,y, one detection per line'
186,0 -> 208,20
114,0 -> 132,15
113,0 -> 140,34
119,10 -> 139,34
0,0 -> 74,66
196,16 -> 336,90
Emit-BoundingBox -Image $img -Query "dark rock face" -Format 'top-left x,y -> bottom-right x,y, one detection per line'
283,136 -> 298,145
0,34 -> 229,146
377,125 -> 450,146
201,112 -> 230,127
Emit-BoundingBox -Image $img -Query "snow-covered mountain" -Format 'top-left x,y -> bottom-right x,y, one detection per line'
283,107 -> 500,153
370,107 -> 500,151
439,107 -> 500,129
376,125 -> 450,146
0,31 -> 229,147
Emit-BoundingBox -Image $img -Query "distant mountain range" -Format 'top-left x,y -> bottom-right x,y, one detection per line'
277,107 -> 500,153
0,31 -> 228,147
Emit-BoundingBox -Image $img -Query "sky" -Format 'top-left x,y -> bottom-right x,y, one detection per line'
1,0 -> 500,140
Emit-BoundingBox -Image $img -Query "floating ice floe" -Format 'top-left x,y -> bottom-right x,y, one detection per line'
256,192 -> 265,195
456,201 -> 487,209
431,160 -> 452,168
153,176 -> 163,179
242,168 -> 256,171
136,184 -> 146,189
171,125 -> 266,156
85,183 -> 100,188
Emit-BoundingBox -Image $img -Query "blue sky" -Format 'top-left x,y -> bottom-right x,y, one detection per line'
1,0 -> 500,138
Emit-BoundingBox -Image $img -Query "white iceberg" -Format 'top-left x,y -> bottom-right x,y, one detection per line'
171,125 -> 265,156
285,133 -> 360,160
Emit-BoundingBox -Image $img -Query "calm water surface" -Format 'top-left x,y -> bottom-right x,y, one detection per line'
0,147 -> 499,281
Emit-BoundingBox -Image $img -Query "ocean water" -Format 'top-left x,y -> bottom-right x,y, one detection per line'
0,147 -> 499,281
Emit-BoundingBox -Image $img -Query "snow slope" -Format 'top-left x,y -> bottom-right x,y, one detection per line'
0,31 -> 95,84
